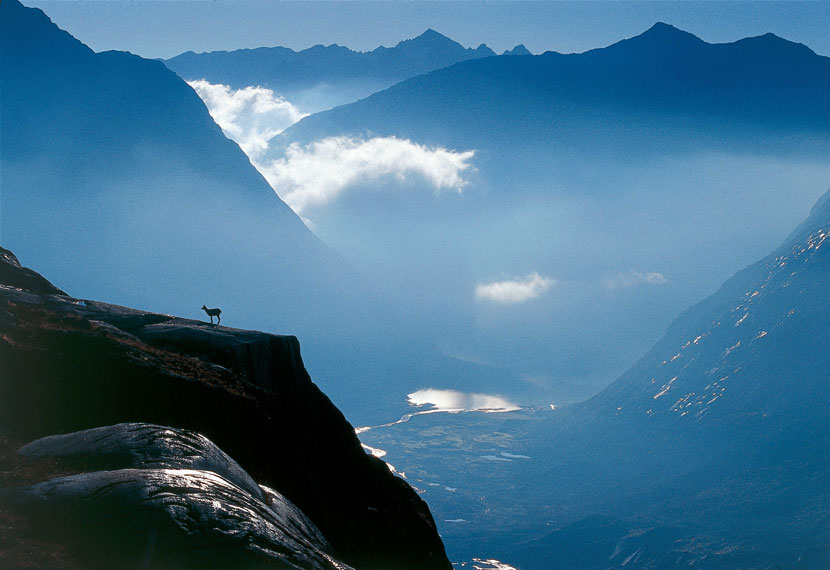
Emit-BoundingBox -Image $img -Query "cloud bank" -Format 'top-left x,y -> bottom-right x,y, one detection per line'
259,136 -> 475,213
475,273 -> 555,304
190,81 -> 476,217
188,79 -> 307,160
605,270 -> 667,290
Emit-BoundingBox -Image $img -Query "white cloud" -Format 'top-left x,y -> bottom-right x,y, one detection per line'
475,272 -> 555,304
605,270 -> 667,290
258,136 -> 476,213
189,81 -> 475,216
188,79 -> 307,160
190,81 -> 476,217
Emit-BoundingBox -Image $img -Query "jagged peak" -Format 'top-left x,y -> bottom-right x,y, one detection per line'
648,21 -> 682,32
503,44 -> 532,56
0,246 -> 67,296
741,31 -> 798,44
396,28 -> 460,49
393,29 -> 495,56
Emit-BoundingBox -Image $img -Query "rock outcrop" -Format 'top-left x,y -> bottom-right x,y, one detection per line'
0,246 -> 451,570
17,423 -> 269,502
3,423 -> 350,570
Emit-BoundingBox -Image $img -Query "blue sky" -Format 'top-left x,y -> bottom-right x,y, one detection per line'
24,1 -> 830,58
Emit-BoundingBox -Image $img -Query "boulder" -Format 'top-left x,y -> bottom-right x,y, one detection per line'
1,467 -> 349,570
19,423 -> 267,503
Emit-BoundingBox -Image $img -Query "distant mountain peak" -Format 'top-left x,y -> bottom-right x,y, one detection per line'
420,28 -> 445,39
650,21 -> 680,32
396,28 -> 460,50
637,21 -> 705,44
733,31 -> 817,57
595,21 -> 707,58
503,44 -> 532,56
394,29 -> 496,57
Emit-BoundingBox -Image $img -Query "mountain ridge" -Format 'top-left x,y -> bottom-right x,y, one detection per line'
163,28 -> 500,112
172,28 -> 492,59
277,21 -> 830,150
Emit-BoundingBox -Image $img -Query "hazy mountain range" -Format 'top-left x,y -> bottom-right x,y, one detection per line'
263,22 -> 830,411
165,29 -> 529,113
278,23 -> 830,146
5,0 -> 830,420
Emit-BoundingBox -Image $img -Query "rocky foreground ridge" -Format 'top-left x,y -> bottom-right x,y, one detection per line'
0,246 -> 451,570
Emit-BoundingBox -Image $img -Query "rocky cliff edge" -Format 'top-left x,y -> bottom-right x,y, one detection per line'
0,246 -> 451,570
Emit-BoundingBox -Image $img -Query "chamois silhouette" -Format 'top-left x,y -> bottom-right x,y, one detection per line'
201,305 -> 221,325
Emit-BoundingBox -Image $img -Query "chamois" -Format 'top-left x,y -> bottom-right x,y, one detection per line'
201,305 -> 222,325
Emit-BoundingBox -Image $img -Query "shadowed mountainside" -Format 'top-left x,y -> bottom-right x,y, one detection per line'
276,22 -> 830,154
505,188 -> 830,567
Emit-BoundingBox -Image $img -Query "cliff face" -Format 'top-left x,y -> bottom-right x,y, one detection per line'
0,247 -> 451,570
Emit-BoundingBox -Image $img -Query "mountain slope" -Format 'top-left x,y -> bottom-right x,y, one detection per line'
504,190 -> 830,566
354,189 -> 830,568
588,190 -> 830,423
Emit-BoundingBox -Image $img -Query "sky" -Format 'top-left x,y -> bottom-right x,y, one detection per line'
23,1 -> 830,59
